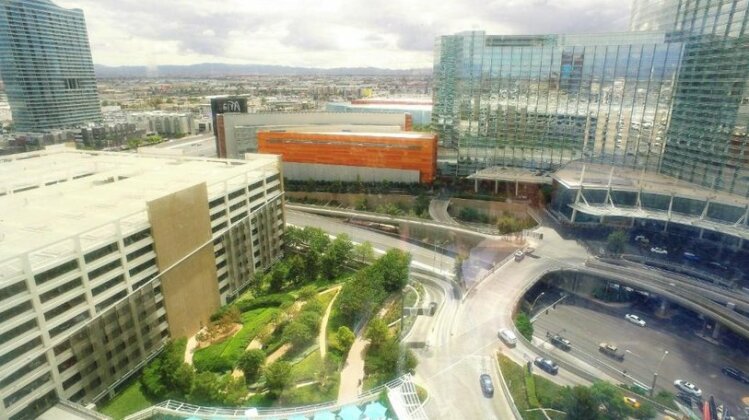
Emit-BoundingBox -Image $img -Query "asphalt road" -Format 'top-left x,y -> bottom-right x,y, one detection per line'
534,303 -> 749,414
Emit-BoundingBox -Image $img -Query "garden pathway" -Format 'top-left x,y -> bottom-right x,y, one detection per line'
337,335 -> 368,403
184,333 -> 199,365
318,285 -> 342,359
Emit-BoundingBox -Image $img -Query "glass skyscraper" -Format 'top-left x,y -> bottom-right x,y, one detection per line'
0,0 -> 101,132
433,0 -> 749,197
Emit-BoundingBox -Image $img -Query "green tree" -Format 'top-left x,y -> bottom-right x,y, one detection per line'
564,385 -> 600,420
268,263 -> 287,292
297,311 -> 322,331
336,326 -> 355,354
375,249 -> 411,292
354,241 -> 375,263
237,349 -> 266,384
366,318 -> 390,348
590,382 -> 628,420
514,312 -> 534,341
218,374 -> 247,406
189,372 -> 222,405
264,361 -> 292,396
302,227 -> 331,254
283,321 -> 313,347
606,231 -> 627,255
284,226 -> 304,250
322,234 -> 353,279
286,254 -> 306,286
302,249 -> 321,282
298,285 -> 317,300
414,193 -> 430,217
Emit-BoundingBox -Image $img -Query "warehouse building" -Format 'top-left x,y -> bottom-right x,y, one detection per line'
216,112 -> 413,159
0,145 -> 284,419
258,129 -> 437,183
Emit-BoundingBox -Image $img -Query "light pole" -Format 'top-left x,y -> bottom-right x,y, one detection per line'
650,350 -> 669,397
530,292 -> 546,312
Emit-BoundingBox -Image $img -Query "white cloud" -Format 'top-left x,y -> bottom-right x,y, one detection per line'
56,0 -> 630,68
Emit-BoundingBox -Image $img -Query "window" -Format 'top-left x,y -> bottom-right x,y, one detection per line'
35,260 -> 79,285
0,301 -> 32,322
44,295 -> 86,321
39,278 -> 82,303
83,243 -> 118,263
0,282 -> 27,302
91,275 -> 125,296
88,259 -> 121,280
0,355 -> 46,388
123,229 -> 151,246
0,319 -> 38,344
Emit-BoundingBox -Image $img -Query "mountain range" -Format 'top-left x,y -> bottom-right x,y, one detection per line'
94,63 -> 432,78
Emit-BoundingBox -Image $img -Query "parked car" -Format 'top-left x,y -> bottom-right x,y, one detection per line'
547,332 -> 572,351
682,251 -> 701,262
674,379 -> 702,397
514,250 -> 525,261
498,328 -> 517,347
650,247 -> 668,255
722,366 -> 749,384
534,357 -> 559,374
479,373 -> 494,397
634,235 -> 649,244
625,314 -> 647,327
623,396 -> 641,409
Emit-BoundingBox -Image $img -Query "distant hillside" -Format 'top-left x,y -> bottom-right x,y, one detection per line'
94,63 -> 432,78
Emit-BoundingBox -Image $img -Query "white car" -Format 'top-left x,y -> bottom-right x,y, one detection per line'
498,328 -> 517,347
650,247 -> 668,255
625,314 -> 647,327
514,250 -> 525,261
674,379 -> 702,397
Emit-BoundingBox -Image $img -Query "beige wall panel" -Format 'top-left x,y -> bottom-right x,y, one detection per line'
147,183 -> 220,338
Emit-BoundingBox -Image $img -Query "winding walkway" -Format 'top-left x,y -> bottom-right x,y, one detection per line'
319,286 -> 342,359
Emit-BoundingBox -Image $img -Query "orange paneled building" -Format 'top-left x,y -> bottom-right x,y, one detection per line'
257,130 -> 437,183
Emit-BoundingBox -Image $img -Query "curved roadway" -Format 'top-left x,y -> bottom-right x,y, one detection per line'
288,209 -> 749,418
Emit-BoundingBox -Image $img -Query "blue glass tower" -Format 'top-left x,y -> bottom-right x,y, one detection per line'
0,0 -> 101,132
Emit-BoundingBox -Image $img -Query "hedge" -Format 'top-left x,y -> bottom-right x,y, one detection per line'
194,308 -> 279,372
210,293 -> 294,322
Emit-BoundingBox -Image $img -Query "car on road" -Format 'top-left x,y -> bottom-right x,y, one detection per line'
722,366 -> 749,384
498,328 -> 517,347
650,246 -> 668,255
479,373 -> 494,397
598,342 -> 625,361
634,235 -> 649,244
547,332 -> 571,351
682,251 -> 701,262
534,357 -> 559,374
625,314 -> 647,327
514,250 -> 525,261
623,396 -> 641,409
673,379 -> 702,397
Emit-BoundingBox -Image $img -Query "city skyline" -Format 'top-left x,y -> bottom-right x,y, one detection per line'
54,0 -> 630,69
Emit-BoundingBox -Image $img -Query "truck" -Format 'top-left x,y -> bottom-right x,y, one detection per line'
599,342 -> 625,361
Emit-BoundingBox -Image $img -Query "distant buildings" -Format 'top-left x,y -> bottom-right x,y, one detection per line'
0,146 -> 284,418
326,98 -> 432,126
258,129 -> 437,183
0,0 -> 102,131
216,111 -> 412,159
127,111 -> 195,137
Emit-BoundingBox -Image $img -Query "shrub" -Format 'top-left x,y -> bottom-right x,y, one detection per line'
238,349 -> 266,384
284,321 -> 314,348
264,361 -> 292,396
235,293 -> 294,313
336,326 -> 355,354
514,312 -> 533,341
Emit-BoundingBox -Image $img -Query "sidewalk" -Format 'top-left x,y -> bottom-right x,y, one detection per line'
337,336 -> 368,403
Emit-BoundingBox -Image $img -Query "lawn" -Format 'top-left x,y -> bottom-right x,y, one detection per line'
98,381 -> 153,419
193,307 -> 279,372
497,354 -> 565,420
279,377 -> 339,406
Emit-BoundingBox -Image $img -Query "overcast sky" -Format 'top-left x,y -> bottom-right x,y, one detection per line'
56,0 -> 631,69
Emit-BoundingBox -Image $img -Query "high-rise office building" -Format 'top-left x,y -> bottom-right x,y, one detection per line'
645,1 -> 749,196
0,0 -> 102,132
0,146 -> 285,419
433,31 -> 682,176
433,1 -> 749,198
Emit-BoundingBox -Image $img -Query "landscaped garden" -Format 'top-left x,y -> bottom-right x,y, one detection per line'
497,354 -> 657,420
99,226 -> 416,418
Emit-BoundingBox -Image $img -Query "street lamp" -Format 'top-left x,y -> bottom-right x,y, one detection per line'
530,292 -> 546,312
650,350 -> 669,397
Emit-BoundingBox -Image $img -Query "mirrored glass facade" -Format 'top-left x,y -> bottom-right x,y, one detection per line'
0,0 -> 102,132
434,0 -> 749,198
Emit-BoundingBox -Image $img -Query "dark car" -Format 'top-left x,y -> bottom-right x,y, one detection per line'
479,373 -> 494,397
534,357 -> 559,374
548,333 -> 572,351
722,366 -> 749,384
